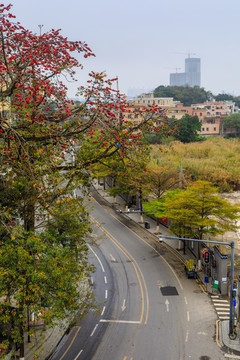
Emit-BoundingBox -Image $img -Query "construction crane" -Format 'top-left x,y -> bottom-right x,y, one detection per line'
175,52 -> 197,58
164,67 -> 181,73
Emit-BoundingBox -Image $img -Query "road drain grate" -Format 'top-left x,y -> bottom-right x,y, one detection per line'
160,286 -> 179,296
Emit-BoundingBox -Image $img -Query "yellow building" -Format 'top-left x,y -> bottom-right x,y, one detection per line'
130,93 -> 180,108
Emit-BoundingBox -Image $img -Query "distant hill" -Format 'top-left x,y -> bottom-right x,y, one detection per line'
153,86 -> 240,107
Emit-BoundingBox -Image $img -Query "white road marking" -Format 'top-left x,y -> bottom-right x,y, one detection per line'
217,312 -> 230,315
185,330 -> 189,342
187,311 -> 190,321
212,299 -> 228,303
165,299 -> 169,312
74,349 -> 83,360
215,306 -> 230,311
90,324 -> 98,337
197,331 -> 207,336
213,301 -> 229,304
104,276 -> 107,284
88,244 -> 105,273
101,306 -> 106,316
105,290 -> 108,299
219,316 -> 230,319
110,253 -> 116,262
100,319 -> 140,324
122,299 -> 126,311
184,296 -> 188,305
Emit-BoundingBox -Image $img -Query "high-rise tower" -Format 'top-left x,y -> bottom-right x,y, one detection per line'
170,57 -> 201,87
185,58 -> 201,87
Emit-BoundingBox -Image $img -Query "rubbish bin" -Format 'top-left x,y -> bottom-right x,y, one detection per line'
145,221 -> 150,229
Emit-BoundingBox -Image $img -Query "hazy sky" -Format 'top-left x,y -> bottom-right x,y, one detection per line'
7,0 -> 240,98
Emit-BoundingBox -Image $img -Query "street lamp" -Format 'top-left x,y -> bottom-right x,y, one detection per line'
157,234 -> 235,338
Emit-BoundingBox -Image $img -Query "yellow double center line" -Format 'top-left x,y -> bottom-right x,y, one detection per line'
58,326 -> 81,360
91,216 -> 149,325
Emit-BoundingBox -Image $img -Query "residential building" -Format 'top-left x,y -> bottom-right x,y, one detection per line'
127,93 -> 236,137
131,93 -> 180,107
166,103 -> 192,120
192,101 -> 235,136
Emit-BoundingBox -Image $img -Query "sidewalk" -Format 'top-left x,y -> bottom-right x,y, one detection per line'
94,185 -> 240,355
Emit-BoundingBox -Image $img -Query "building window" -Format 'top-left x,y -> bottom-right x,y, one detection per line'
206,127 -> 209,131
134,114 -> 138,118
214,127 -> 216,131
202,127 -> 205,131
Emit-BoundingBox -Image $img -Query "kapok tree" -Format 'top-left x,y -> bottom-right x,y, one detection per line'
0,4 -> 178,357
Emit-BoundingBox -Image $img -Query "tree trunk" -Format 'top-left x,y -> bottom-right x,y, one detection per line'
139,188 -> 144,223
19,321 -> 24,360
197,232 -> 203,260
24,200 -> 35,232
125,193 -> 130,211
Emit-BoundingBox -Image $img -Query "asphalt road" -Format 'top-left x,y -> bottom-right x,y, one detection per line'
52,192 -> 225,360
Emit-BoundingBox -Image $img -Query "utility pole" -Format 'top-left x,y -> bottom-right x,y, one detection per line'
38,24 -> 44,36
179,164 -> 183,189
116,76 -> 122,129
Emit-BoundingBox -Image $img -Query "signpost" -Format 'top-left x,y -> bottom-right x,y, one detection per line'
213,280 -> 219,290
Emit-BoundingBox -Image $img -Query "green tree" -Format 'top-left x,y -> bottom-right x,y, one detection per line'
214,93 -> 240,108
174,114 -> 202,143
214,93 -> 235,102
153,85 -> 212,106
162,181 -> 240,257
0,195 -> 92,358
143,189 -> 181,232
223,113 -> 240,137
